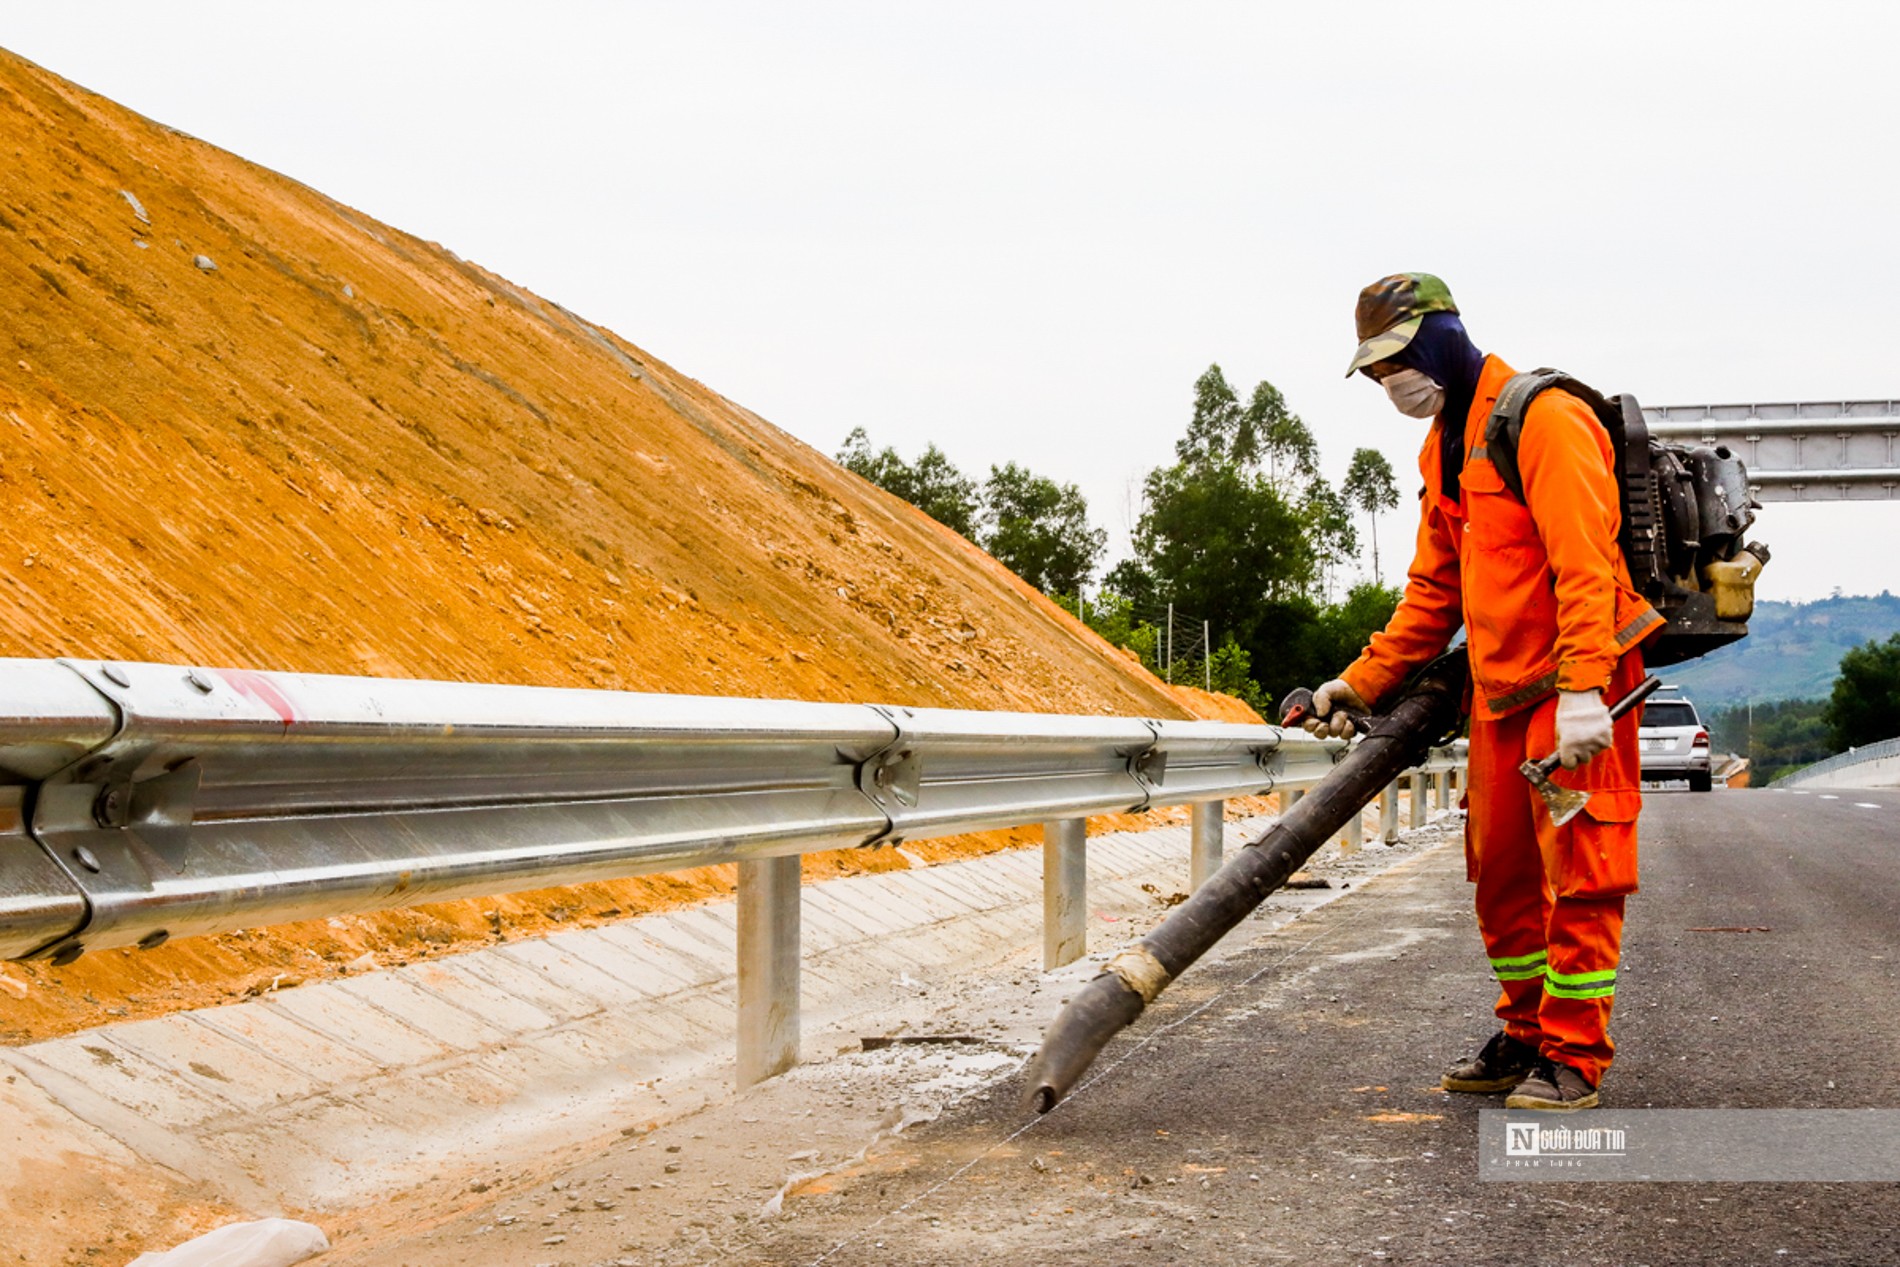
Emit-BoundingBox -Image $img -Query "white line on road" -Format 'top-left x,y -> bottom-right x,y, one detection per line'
1820,794 -> 1840,800
1856,802 -> 1882,809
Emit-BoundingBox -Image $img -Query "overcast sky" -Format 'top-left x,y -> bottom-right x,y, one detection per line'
10,3 -> 1899,602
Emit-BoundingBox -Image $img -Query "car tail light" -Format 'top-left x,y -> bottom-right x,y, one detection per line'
1692,729 -> 1710,749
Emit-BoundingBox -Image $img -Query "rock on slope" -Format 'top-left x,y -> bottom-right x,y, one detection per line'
0,48 -> 1244,1044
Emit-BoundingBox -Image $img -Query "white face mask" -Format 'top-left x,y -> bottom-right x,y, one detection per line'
1382,368 -> 1445,419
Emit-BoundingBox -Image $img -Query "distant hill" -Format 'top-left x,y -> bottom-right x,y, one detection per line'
1661,593 -> 1900,712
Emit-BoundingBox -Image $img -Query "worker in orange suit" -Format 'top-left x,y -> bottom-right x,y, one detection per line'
1303,273 -> 1661,1111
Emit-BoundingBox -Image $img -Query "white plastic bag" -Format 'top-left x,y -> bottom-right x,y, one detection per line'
126,1218 -> 329,1267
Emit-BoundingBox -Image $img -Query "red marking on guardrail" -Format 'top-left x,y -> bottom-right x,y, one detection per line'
216,669 -> 300,729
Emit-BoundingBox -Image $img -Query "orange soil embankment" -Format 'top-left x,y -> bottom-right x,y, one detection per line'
0,47 -> 1268,1046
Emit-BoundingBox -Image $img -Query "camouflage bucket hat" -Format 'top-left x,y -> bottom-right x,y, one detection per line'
1345,273 -> 1458,377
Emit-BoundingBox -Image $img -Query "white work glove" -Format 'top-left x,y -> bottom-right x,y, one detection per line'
1554,689 -> 1614,769
1304,678 -> 1369,739
1381,368 -> 1445,419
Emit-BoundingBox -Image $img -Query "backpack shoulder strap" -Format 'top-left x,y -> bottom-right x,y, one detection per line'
1482,368 -> 1613,502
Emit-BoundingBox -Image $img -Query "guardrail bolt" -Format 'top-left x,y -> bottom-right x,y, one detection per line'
49,944 -> 84,967
92,787 -> 128,828
101,664 -> 131,688
185,670 -> 214,694
71,845 -> 102,874
138,930 -> 170,950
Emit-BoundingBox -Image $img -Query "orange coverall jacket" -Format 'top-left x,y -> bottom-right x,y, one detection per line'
1340,354 -> 1662,721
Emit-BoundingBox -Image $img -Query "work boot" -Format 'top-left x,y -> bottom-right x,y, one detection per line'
1505,1056 -> 1600,1112
1441,1030 -> 1540,1094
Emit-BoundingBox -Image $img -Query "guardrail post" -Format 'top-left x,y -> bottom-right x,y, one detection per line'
1043,818 -> 1087,969
1190,800 -> 1223,891
736,855 -> 801,1087
1434,768 -> 1450,812
1340,805 -> 1361,853
1409,772 -> 1426,827
1283,785 -> 1305,816
1380,781 -> 1400,843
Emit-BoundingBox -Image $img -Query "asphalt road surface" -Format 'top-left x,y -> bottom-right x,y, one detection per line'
728,787 -> 1900,1266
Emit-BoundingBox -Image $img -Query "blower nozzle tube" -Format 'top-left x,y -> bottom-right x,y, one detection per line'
1022,652 -> 1468,1113
1026,970 -> 1147,1113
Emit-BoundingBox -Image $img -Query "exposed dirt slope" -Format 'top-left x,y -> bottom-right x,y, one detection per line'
0,48 -> 1257,1046
0,50 -> 1182,714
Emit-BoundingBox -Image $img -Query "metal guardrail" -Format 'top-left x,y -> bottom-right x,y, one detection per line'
1768,736 -> 1900,788
0,657 -> 1467,1084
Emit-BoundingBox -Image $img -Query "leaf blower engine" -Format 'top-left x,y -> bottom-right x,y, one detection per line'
1485,371 -> 1771,667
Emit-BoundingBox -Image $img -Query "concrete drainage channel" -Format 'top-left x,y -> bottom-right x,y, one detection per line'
1,808 -> 1463,1262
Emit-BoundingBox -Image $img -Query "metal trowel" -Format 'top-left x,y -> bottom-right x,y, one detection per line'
1519,675 -> 1663,826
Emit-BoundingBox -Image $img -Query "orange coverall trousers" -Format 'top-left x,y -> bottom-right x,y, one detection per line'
1464,650 -> 1646,1086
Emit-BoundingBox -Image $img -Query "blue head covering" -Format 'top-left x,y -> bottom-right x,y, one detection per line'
1391,312 -> 1485,500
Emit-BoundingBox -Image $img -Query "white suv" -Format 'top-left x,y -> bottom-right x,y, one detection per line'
1639,688 -> 1713,791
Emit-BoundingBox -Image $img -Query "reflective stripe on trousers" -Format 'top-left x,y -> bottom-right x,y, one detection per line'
1463,651 -> 1645,1086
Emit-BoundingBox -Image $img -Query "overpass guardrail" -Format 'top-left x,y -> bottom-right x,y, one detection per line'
0,657 -> 1465,1083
